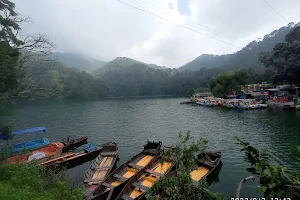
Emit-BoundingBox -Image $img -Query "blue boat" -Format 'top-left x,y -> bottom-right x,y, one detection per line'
1,126 -> 50,153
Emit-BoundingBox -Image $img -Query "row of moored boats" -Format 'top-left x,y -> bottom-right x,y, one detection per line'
0,127 -> 222,200
193,97 -> 267,110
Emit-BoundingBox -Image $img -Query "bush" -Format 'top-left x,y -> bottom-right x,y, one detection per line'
0,162 -> 83,200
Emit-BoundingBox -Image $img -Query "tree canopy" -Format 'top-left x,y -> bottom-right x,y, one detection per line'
260,26 -> 300,85
209,69 -> 259,97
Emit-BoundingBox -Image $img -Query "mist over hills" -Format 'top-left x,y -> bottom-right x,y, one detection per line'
19,22 -> 299,99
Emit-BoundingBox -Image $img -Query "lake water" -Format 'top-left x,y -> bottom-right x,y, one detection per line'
1,98 -> 300,198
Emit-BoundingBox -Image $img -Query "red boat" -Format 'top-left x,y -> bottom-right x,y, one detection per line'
61,136 -> 88,152
8,142 -> 64,164
7,136 -> 88,164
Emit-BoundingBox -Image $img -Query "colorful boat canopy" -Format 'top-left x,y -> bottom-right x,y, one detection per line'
12,126 -> 46,135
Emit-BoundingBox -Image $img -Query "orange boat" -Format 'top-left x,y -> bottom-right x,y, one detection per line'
8,142 -> 64,164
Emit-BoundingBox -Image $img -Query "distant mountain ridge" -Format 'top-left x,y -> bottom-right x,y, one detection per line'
179,22 -> 300,73
92,57 -> 167,77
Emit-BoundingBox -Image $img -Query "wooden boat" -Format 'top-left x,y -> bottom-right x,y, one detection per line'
38,143 -> 103,170
190,151 -> 222,182
6,136 -> 88,158
86,141 -> 162,200
8,142 -> 64,164
61,136 -> 88,153
116,156 -> 174,200
84,142 -> 119,197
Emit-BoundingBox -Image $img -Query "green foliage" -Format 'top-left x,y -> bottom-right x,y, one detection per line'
260,25 -> 300,85
210,69 -> 259,97
0,0 -> 24,99
0,162 -> 83,200
235,136 -> 300,199
19,59 -> 109,99
148,132 -> 225,200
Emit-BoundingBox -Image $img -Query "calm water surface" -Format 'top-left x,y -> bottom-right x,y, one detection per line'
1,98 -> 300,198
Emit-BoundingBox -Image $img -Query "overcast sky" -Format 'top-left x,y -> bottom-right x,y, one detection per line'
14,0 -> 300,68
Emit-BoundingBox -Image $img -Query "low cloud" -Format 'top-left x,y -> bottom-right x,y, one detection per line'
15,0 -> 300,68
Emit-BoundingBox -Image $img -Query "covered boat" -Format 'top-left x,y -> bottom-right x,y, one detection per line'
86,141 -> 162,200
190,151 -> 222,182
38,143 -> 103,170
12,126 -> 50,153
116,156 -> 174,200
8,142 -> 64,164
84,142 -> 119,197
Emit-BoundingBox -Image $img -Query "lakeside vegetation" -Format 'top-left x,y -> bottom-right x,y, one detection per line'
0,162 -> 83,200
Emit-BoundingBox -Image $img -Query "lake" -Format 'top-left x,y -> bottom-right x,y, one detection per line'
1,98 -> 300,198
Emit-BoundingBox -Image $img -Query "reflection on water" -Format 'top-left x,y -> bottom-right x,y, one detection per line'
1,98 -> 300,198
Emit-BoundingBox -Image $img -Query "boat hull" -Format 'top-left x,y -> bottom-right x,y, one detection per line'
86,141 -> 162,200
84,142 -> 119,197
116,156 -> 175,200
40,145 -> 103,170
61,136 -> 88,153
190,151 -> 222,182
8,142 -> 64,164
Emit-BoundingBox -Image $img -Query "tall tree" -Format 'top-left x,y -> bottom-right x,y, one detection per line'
0,0 -> 52,100
0,0 -> 23,95
259,26 -> 300,85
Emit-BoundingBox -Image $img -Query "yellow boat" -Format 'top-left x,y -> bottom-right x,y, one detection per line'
116,156 -> 174,200
190,151 -> 222,182
86,141 -> 162,200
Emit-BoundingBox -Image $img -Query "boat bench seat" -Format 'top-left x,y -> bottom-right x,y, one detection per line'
102,182 -> 114,188
92,166 -> 110,170
145,169 -> 162,177
101,151 -> 117,156
113,174 -> 127,181
121,194 -> 134,200
132,182 -> 148,191
84,178 -> 104,183
128,163 -> 142,170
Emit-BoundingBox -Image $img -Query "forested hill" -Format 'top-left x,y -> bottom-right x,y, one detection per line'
19,58 -> 109,100
92,57 -> 166,77
179,22 -> 299,72
48,52 -> 107,72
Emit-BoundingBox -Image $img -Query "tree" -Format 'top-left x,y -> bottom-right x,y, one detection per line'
0,0 -> 23,96
259,26 -> 300,85
0,0 -> 53,100
210,69 -> 259,97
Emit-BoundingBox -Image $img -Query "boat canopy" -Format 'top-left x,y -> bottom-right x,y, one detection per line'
12,126 -> 46,135
0,135 -> 9,140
